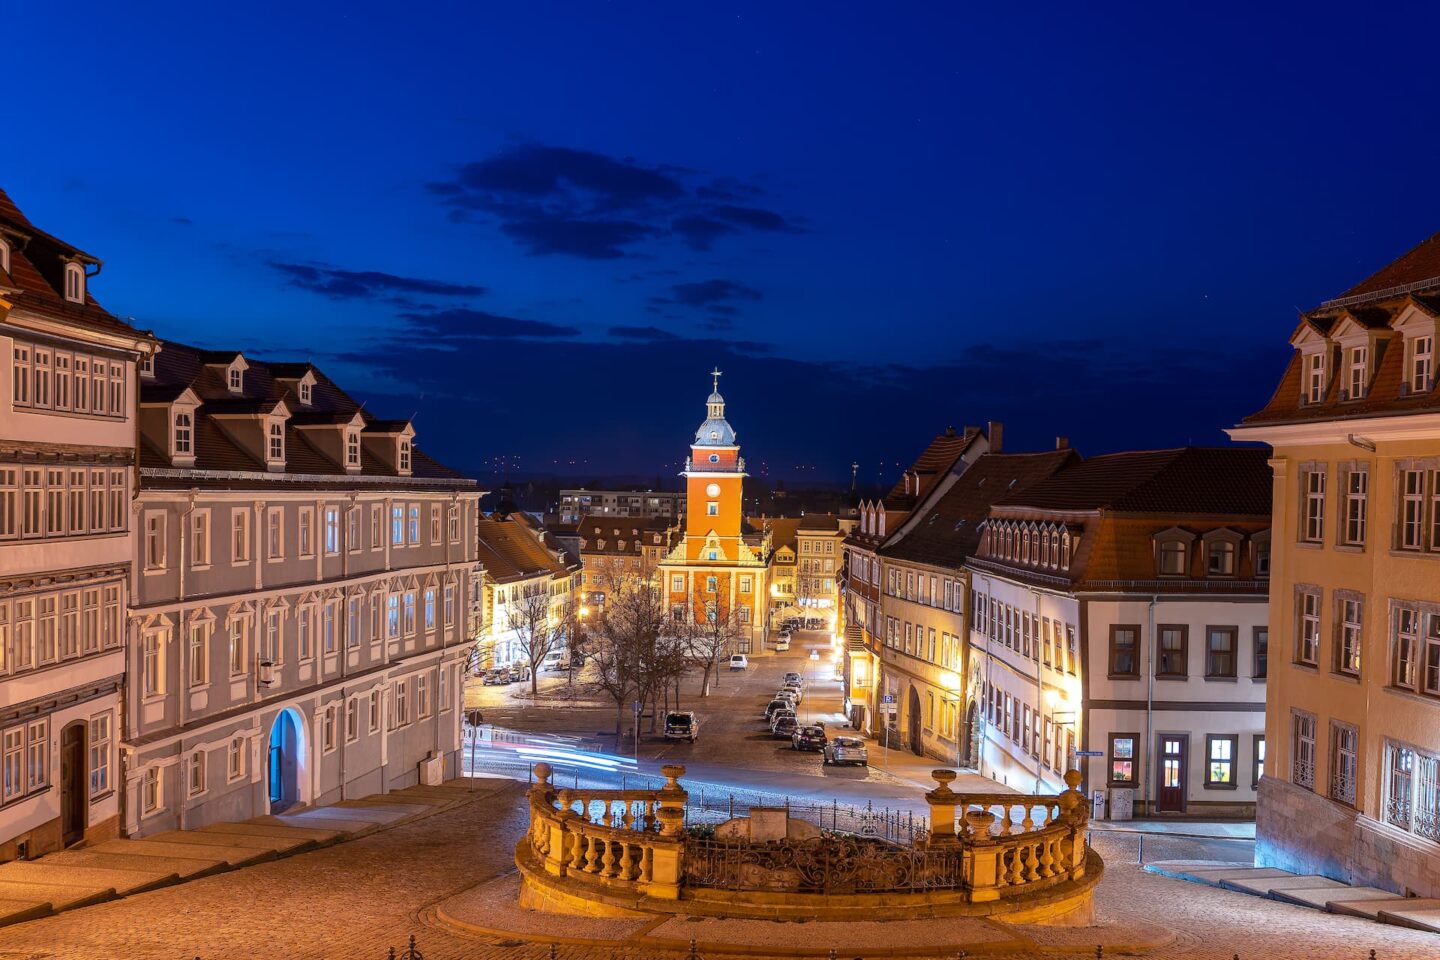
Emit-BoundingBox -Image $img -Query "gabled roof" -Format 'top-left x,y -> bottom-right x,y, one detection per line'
576,514 -> 677,557
0,187 -> 147,340
476,515 -> 574,582
994,447 -> 1271,517
1338,229 -> 1440,301
881,450 -> 1076,567
881,427 -> 981,507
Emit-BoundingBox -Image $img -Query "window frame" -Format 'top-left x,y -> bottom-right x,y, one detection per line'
1204,734 -> 1239,789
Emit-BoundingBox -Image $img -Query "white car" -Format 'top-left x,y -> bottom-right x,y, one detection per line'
728,654 -> 749,670
774,636 -> 791,652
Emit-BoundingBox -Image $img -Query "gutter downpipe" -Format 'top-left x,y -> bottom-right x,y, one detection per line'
1034,586 -> 1044,795
1143,594 -> 1158,817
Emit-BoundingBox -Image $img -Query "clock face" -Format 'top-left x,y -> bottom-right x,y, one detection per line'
705,483 -> 721,497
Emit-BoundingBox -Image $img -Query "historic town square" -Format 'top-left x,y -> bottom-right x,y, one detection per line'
2,4 -> 1440,959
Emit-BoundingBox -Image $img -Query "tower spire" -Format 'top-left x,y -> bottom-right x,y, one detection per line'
711,367 -> 722,393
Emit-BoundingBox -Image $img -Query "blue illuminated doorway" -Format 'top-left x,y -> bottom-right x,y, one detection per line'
267,708 -> 303,813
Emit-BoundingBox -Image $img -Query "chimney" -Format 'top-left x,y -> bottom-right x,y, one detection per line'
1056,436 -> 1069,450
987,420 -> 1004,454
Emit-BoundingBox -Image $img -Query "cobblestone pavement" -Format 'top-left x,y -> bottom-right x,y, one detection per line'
0,783 -> 1435,960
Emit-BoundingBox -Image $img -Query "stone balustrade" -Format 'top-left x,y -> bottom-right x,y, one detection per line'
525,761 -> 689,900
519,762 -> 1097,918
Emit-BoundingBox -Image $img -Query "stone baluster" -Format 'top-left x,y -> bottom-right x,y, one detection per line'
643,804 -> 685,900
618,841 -> 637,880
601,838 -> 618,877
962,809 -> 1001,901
924,769 -> 961,846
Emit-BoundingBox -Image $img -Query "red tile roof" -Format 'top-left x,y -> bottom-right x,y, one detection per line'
476,516 -> 575,582
1338,229 -> 1440,301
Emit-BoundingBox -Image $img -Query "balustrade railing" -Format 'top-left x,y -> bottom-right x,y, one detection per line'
521,763 -> 1093,905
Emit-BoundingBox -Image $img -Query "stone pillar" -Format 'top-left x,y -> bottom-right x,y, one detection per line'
1060,769 -> 1088,877
963,809 -> 1000,901
645,804 -> 686,900
925,769 -> 960,846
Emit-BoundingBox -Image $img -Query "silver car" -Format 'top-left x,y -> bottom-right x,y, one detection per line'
822,736 -> 869,767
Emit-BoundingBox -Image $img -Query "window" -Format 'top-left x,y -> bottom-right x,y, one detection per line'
1206,735 -> 1237,787
268,421 -> 284,462
174,412 -> 192,455
299,380 -> 312,404
142,630 -> 165,697
706,576 -> 717,593
89,714 -> 112,797
424,589 -> 436,632
1156,625 -> 1187,678
64,262 -> 85,303
267,508 -> 284,560
228,737 -> 246,782
1253,626 -> 1268,679
1304,350 -> 1326,404
1400,469 -> 1425,550
671,575 -> 684,592
189,750 -> 208,797
189,621 -> 209,687
144,513 -> 166,570
369,689 -> 382,733
1292,711 -> 1317,790
399,439 -> 412,473
1253,736 -> 1266,788
141,767 -> 161,816
1108,734 -> 1138,786
298,508 -> 314,557
1,727 -> 23,802
1425,611 -> 1440,698
228,365 -> 242,391
1302,468 -> 1326,543
1342,468 -> 1367,546
407,505 -> 420,544
391,505 -> 404,546
324,507 -> 340,555
403,592 -> 416,636
346,698 -> 360,742
448,505 -> 460,543
1336,597 -> 1362,676
1410,335 -> 1435,394
1296,589 -> 1320,666
26,722 -> 47,792
1330,722 -> 1358,805
417,675 -> 431,718
322,706 -> 337,753
1109,625 -> 1139,677
229,618 -> 248,676
394,679 -> 410,727
192,510 -> 211,568
346,430 -> 361,468
1207,540 -> 1235,577
1157,540 -> 1186,575
1346,344 -> 1368,399
1205,626 -> 1237,679
231,509 -> 250,562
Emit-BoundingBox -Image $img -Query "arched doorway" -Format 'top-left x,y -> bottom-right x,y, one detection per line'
907,686 -> 924,757
59,721 -> 87,847
267,708 -> 307,814
964,701 -> 981,768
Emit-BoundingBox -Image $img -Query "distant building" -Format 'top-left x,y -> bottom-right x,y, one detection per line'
475,515 -> 579,669
966,447 -> 1271,816
658,373 -> 770,653
574,515 -> 680,607
1231,231 -> 1440,894
558,488 -> 684,523
127,338 -> 483,834
0,188 -> 156,860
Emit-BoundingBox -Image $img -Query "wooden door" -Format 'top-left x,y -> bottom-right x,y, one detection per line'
1156,734 -> 1187,813
60,722 -> 86,847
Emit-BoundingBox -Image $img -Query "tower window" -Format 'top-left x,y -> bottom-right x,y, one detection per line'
64,262 -> 86,303
707,502 -> 718,516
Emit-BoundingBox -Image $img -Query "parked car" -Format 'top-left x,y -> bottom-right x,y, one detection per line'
540,649 -> 571,672
774,689 -> 798,709
771,713 -> 799,739
823,736 -> 869,767
764,698 -> 792,721
774,636 -> 791,653
664,711 -> 699,743
482,667 -> 511,686
792,724 -> 827,751
782,671 -> 803,686
781,683 -> 803,704
509,663 -> 531,682
729,654 -> 749,670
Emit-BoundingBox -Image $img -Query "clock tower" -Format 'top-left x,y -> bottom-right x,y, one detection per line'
658,370 -> 769,652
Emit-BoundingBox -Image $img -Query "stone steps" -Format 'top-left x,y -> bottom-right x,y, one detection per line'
1147,860 -> 1440,933
0,777 -> 480,928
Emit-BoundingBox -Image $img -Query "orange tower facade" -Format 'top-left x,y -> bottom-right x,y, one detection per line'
658,371 -> 770,652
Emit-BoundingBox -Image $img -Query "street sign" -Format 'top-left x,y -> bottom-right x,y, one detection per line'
632,701 -> 642,714
1074,750 -> 1104,757
881,694 -> 895,704
881,702 -> 898,717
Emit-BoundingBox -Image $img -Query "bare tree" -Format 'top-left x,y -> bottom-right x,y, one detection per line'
588,566 -> 665,741
680,594 -> 747,698
506,582 -> 557,696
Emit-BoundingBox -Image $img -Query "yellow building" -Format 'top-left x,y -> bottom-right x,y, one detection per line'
1231,231 -> 1440,894
658,372 -> 770,652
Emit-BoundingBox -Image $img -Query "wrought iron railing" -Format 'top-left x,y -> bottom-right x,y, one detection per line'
683,834 -> 965,893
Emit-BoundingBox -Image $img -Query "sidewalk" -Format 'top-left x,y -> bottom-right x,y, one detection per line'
1090,819 -> 1256,840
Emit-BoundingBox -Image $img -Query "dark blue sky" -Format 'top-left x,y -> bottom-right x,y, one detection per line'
10,3 -> 1440,485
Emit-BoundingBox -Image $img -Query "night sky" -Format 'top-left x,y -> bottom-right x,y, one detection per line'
10,3 -> 1440,486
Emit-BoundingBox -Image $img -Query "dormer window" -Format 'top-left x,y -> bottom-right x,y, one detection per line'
345,430 -> 361,468
140,353 -> 155,377
1207,540 -> 1235,576
228,366 -> 243,392
268,421 -> 284,462
299,381 -> 312,404
1345,344 -> 1368,400
174,412 -> 193,455
1303,351 -> 1326,404
399,439 -> 412,473
64,262 -> 85,303
1410,335 -> 1434,394
1157,540 -> 1187,576
0,237 -> 9,274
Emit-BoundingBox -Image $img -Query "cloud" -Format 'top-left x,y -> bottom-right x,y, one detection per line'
609,325 -> 680,341
397,307 -> 580,340
430,142 -> 798,259
271,261 -> 486,300
650,279 -> 763,314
